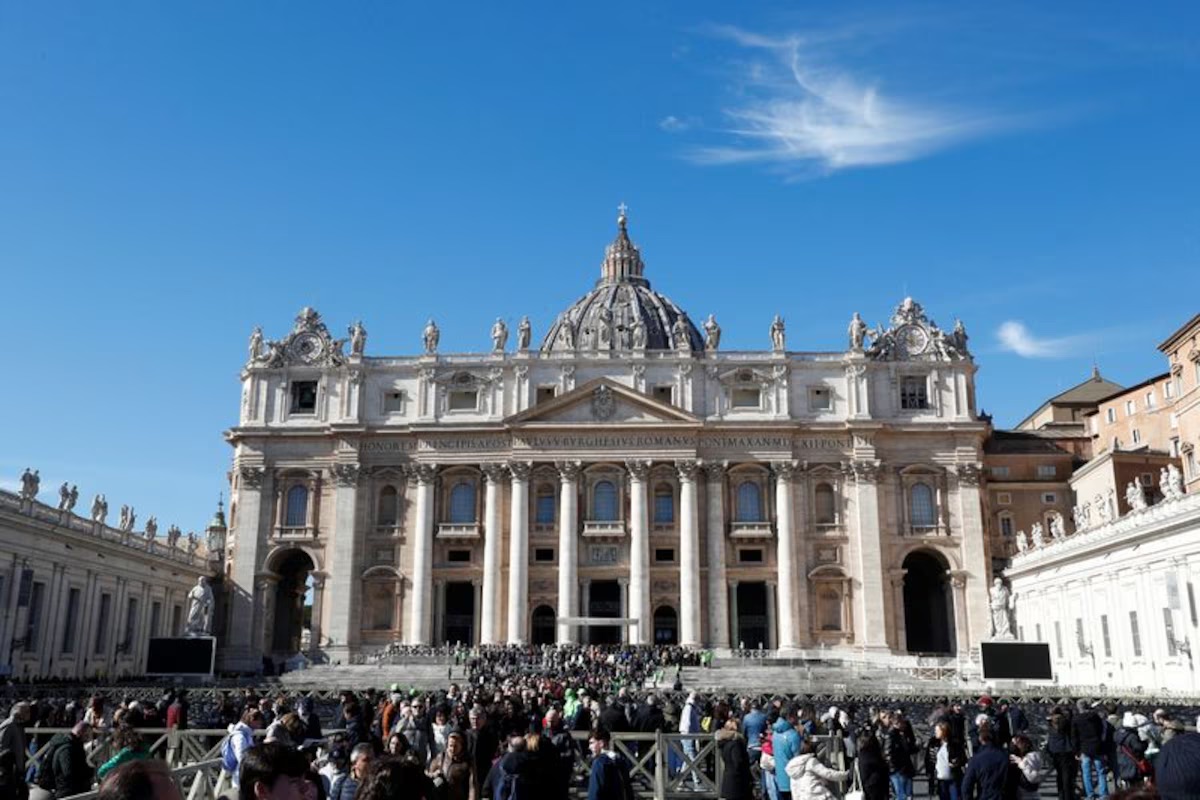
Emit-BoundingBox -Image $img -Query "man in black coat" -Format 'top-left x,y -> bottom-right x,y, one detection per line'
960,723 -> 1015,800
1071,700 -> 1110,798
599,697 -> 628,735
466,705 -> 500,800
39,722 -> 93,799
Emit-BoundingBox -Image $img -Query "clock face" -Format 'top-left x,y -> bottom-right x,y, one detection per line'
896,324 -> 929,356
288,332 -> 325,364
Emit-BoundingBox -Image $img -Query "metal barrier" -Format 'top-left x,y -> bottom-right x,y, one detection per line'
62,758 -> 229,800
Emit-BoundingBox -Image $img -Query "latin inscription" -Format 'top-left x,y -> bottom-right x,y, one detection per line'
350,432 -> 863,453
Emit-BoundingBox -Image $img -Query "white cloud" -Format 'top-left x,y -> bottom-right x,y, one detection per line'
995,320 -> 1089,358
687,24 -> 1026,175
659,115 -> 690,133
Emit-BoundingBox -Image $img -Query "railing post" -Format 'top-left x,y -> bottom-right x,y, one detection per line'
166,728 -> 180,767
654,730 -> 666,800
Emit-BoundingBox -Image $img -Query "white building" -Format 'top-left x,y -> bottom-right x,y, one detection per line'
1005,479 -> 1200,693
222,211 -> 995,672
0,485 -> 213,680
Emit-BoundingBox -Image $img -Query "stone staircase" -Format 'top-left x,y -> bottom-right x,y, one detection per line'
275,662 -> 467,690
671,657 -> 969,696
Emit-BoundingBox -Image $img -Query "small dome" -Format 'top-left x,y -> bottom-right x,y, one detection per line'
540,211 -> 703,353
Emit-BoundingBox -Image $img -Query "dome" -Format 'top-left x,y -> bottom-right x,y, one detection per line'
540,210 -> 704,353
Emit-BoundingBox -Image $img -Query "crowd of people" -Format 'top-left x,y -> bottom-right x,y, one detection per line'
0,647 -> 1196,800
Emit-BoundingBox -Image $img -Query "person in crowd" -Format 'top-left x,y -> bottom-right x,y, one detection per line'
266,713 -> 305,748
395,699 -> 431,766
317,746 -> 347,796
997,700 -> 1027,742
677,692 -> 702,791
464,706 -> 497,800
296,697 -> 322,743
226,708 -> 266,789
760,720 -> 779,800
0,702 -> 31,800
484,734 -> 534,800
330,744 -> 372,800
1009,734 -> 1049,800
239,743 -> 313,800
772,704 -> 803,800
884,710 -> 917,800
783,737 -> 849,800
35,721 -> 93,800
96,760 -> 183,800
853,730 -> 890,800
1072,699 -> 1110,799
586,728 -> 631,800
928,720 -> 964,800
384,733 -> 410,761
960,722 -> 1013,800
1047,704 -> 1076,800
426,731 -> 473,800
357,757 -> 433,800
340,703 -> 367,750
1114,713 -> 1152,789
717,717 -> 752,800
97,722 -> 151,782
1155,730 -> 1200,800
165,693 -> 188,732
84,697 -> 108,730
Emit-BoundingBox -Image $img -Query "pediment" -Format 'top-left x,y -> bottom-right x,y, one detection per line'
508,378 -> 700,426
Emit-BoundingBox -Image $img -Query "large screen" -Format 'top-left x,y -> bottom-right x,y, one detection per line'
980,641 -> 1053,680
146,637 -> 215,675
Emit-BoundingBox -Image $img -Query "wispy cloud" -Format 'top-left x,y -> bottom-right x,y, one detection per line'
995,320 -> 1093,358
685,24 -> 1030,176
659,115 -> 694,133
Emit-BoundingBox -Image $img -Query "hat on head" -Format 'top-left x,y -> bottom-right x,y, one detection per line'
977,696 -> 993,707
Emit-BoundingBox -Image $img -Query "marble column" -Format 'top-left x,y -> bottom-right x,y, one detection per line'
407,464 -> 437,645
773,461 -> 799,651
849,461 -> 889,650
225,465 -> 268,671
480,465 -> 506,644
677,460 -> 702,648
954,465 -> 991,651
948,571 -> 970,656
308,573 -> 326,655
556,461 -> 581,644
889,569 -> 908,652
580,579 -> 592,644
704,464 -> 730,649
618,578 -> 630,644
472,579 -> 483,645
507,462 -> 532,644
626,460 -> 651,645
327,462 -> 362,659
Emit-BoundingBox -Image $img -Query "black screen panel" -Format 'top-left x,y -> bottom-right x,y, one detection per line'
146,637 -> 215,675
980,641 -> 1053,680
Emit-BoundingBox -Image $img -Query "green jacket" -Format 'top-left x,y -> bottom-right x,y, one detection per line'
96,747 -> 150,781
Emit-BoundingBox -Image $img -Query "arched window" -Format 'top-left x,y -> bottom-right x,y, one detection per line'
535,485 -> 556,525
814,483 -> 836,525
910,483 -> 935,528
736,481 -> 763,522
285,486 -> 308,527
593,480 -> 618,521
449,481 -> 477,523
653,484 -> 674,524
377,486 -> 398,527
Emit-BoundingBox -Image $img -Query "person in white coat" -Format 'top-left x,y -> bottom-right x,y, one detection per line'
678,692 -> 703,790
784,739 -> 850,800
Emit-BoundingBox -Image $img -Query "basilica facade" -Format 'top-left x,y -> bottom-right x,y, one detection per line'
221,212 -> 993,671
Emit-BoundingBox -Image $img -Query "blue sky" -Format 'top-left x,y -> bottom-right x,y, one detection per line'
1,2 -> 1197,532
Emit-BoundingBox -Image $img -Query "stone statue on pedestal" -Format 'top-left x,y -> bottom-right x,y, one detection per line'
770,315 -> 786,352
1030,522 -> 1045,548
248,326 -> 264,362
348,321 -> 367,356
703,314 -> 721,351
57,483 -> 71,511
184,576 -> 214,637
951,319 -> 969,354
186,532 -> 198,555
422,319 -> 440,354
517,316 -> 531,351
18,469 -> 39,501
1164,464 -> 1184,500
491,318 -> 508,352
1015,529 -> 1028,553
1049,514 -> 1065,540
848,312 -> 868,352
630,318 -> 645,350
91,494 -> 108,524
119,505 -> 135,532
144,516 -> 158,540
1095,493 -> 1111,524
989,578 -> 1015,639
1126,480 -> 1147,512
167,525 -> 182,549
596,307 -> 613,349
671,316 -> 690,351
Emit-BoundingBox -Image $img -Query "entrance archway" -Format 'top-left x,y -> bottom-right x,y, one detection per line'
442,582 -> 475,645
531,605 -> 556,645
902,551 -> 955,654
653,606 -> 678,645
270,549 -> 315,657
736,582 -> 769,650
587,580 -> 621,644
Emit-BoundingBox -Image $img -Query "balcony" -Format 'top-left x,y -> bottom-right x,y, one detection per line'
273,526 -> 316,541
436,523 -> 481,541
906,523 -> 948,537
582,520 -> 626,540
730,521 -> 774,540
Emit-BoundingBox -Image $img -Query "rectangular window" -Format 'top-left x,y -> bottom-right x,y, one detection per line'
1130,610 -> 1142,657
808,387 -> 832,411
1170,412 -> 1179,429
149,601 -> 162,640
290,381 -> 318,414
1101,614 -> 1112,658
1164,380 -> 1175,399
1132,429 -> 1142,445
383,391 -> 406,413
1035,623 -> 1042,642
1106,408 -> 1116,424
1141,473 -> 1154,486
1036,465 -> 1056,478
171,604 -> 182,637
737,548 -> 764,564
1042,493 -> 1057,504
900,376 -> 929,410
61,588 -> 81,654
654,548 -> 675,563
447,549 -> 472,563
25,582 -> 45,651
1125,399 -> 1136,416
653,386 -> 674,405
999,516 -> 1013,537
1164,608 -> 1178,657
374,548 -> 395,563
1189,582 -> 1198,627
536,386 -> 557,406
1171,438 -> 1181,457
95,593 -> 112,654
534,548 -> 555,563
996,492 -> 1012,505
448,390 -> 477,411
990,467 -> 1010,479
732,388 -> 761,408
1075,618 -> 1086,656
1145,391 -> 1156,409
1054,621 -> 1063,658
123,598 -> 139,649
1187,448 -> 1198,477
535,493 -> 556,525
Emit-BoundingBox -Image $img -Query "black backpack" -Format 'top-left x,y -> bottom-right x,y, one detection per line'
35,740 -> 66,791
